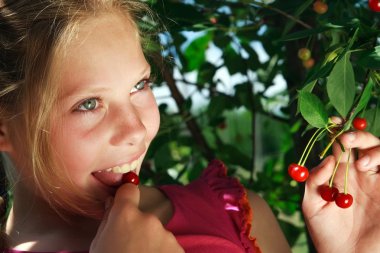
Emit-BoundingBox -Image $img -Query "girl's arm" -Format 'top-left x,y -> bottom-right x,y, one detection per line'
248,190 -> 292,253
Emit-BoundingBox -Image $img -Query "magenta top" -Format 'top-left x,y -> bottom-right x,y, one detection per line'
5,160 -> 261,253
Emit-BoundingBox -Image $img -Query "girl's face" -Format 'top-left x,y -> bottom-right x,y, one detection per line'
49,14 -> 160,201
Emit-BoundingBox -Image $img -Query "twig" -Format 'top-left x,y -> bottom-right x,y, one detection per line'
249,0 -> 312,29
152,54 -> 215,161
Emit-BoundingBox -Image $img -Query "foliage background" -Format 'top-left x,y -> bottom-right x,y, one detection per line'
139,0 -> 380,252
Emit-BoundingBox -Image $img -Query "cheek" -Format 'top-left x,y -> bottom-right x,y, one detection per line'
142,98 -> 160,142
50,121 -> 99,177
132,90 -> 160,142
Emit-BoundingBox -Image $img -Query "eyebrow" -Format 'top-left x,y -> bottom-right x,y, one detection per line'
60,64 -> 152,99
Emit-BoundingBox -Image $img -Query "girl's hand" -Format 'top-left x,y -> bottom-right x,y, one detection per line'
90,183 -> 184,253
303,130 -> 380,253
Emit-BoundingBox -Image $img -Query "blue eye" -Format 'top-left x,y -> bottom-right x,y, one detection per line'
131,79 -> 151,93
77,98 -> 99,111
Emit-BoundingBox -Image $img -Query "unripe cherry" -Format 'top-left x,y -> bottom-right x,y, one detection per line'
298,48 -> 311,61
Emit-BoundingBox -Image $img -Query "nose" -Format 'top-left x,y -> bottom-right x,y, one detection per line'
109,104 -> 146,146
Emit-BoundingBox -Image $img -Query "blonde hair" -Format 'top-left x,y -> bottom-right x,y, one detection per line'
0,0 -> 157,226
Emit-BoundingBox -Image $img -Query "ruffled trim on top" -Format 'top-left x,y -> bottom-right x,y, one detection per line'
201,160 -> 262,253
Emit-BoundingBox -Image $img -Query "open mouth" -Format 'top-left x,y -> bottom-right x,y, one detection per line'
92,156 -> 143,187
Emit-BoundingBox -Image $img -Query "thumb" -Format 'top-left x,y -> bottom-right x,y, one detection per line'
307,155 -> 336,187
91,184 -> 141,252
113,182 -> 140,208
303,156 -> 336,216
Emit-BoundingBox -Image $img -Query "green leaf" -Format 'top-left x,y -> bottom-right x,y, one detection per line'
350,80 -> 374,120
214,31 -> 231,48
153,143 -> 176,169
346,27 -> 360,51
282,0 -> 314,35
295,81 -> 317,115
364,107 -> 380,136
183,32 -> 213,71
234,83 -> 253,109
302,80 -> 317,93
197,62 -> 218,85
207,94 -> 235,118
224,45 -> 245,75
279,27 -> 330,42
326,53 -> 356,117
299,91 -> 329,128
304,60 -> 336,85
215,144 -> 251,170
357,46 -> 380,69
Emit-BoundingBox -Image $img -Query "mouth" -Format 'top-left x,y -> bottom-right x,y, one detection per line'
92,155 -> 144,187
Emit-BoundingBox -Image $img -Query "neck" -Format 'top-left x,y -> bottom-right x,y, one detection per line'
5,182 -> 99,251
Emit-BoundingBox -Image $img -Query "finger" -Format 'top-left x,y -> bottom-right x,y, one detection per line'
114,183 -> 140,208
307,155 -> 336,187
355,146 -> 380,173
339,131 -> 380,150
303,156 -> 336,215
330,116 -> 343,125
332,141 -> 354,164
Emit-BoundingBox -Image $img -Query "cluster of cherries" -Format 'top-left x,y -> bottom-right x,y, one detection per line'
301,0 -> 379,68
288,117 -> 367,208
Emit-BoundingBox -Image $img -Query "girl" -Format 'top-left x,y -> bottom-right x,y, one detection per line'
0,0 -> 379,252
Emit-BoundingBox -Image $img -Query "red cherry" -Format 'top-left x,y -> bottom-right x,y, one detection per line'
319,185 -> 339,202
369,0 -> 380,12
335,193 -> 353,208
288,163 -> 309,182
218,122 -> 227,129
302,58 -> 315,69
209,17 -> 218,24
121,171 -> 140,185
352,117 -> 367,130
313,1 -> 328,14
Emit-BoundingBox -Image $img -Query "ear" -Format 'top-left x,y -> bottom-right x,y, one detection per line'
0,120 -> 13,152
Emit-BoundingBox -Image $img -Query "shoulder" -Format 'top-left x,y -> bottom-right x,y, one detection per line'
247,190 -> 291,253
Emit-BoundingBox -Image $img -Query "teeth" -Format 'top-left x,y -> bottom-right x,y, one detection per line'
110,156 -> 142,174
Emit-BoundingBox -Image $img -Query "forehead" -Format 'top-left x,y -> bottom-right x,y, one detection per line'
53,13 -> 149,95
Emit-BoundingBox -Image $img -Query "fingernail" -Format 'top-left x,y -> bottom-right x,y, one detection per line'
320,157 -> 330,166
358,155 -> 370,168
347,132 -> 356,142
318,156 -> 332,169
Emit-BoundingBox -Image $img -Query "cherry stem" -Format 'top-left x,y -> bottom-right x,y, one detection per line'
299,127 -> 327,166
329,150 -> 343,187
298,127 -> 323,166
344,148 -> 352,194
319,128 -> 344,159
